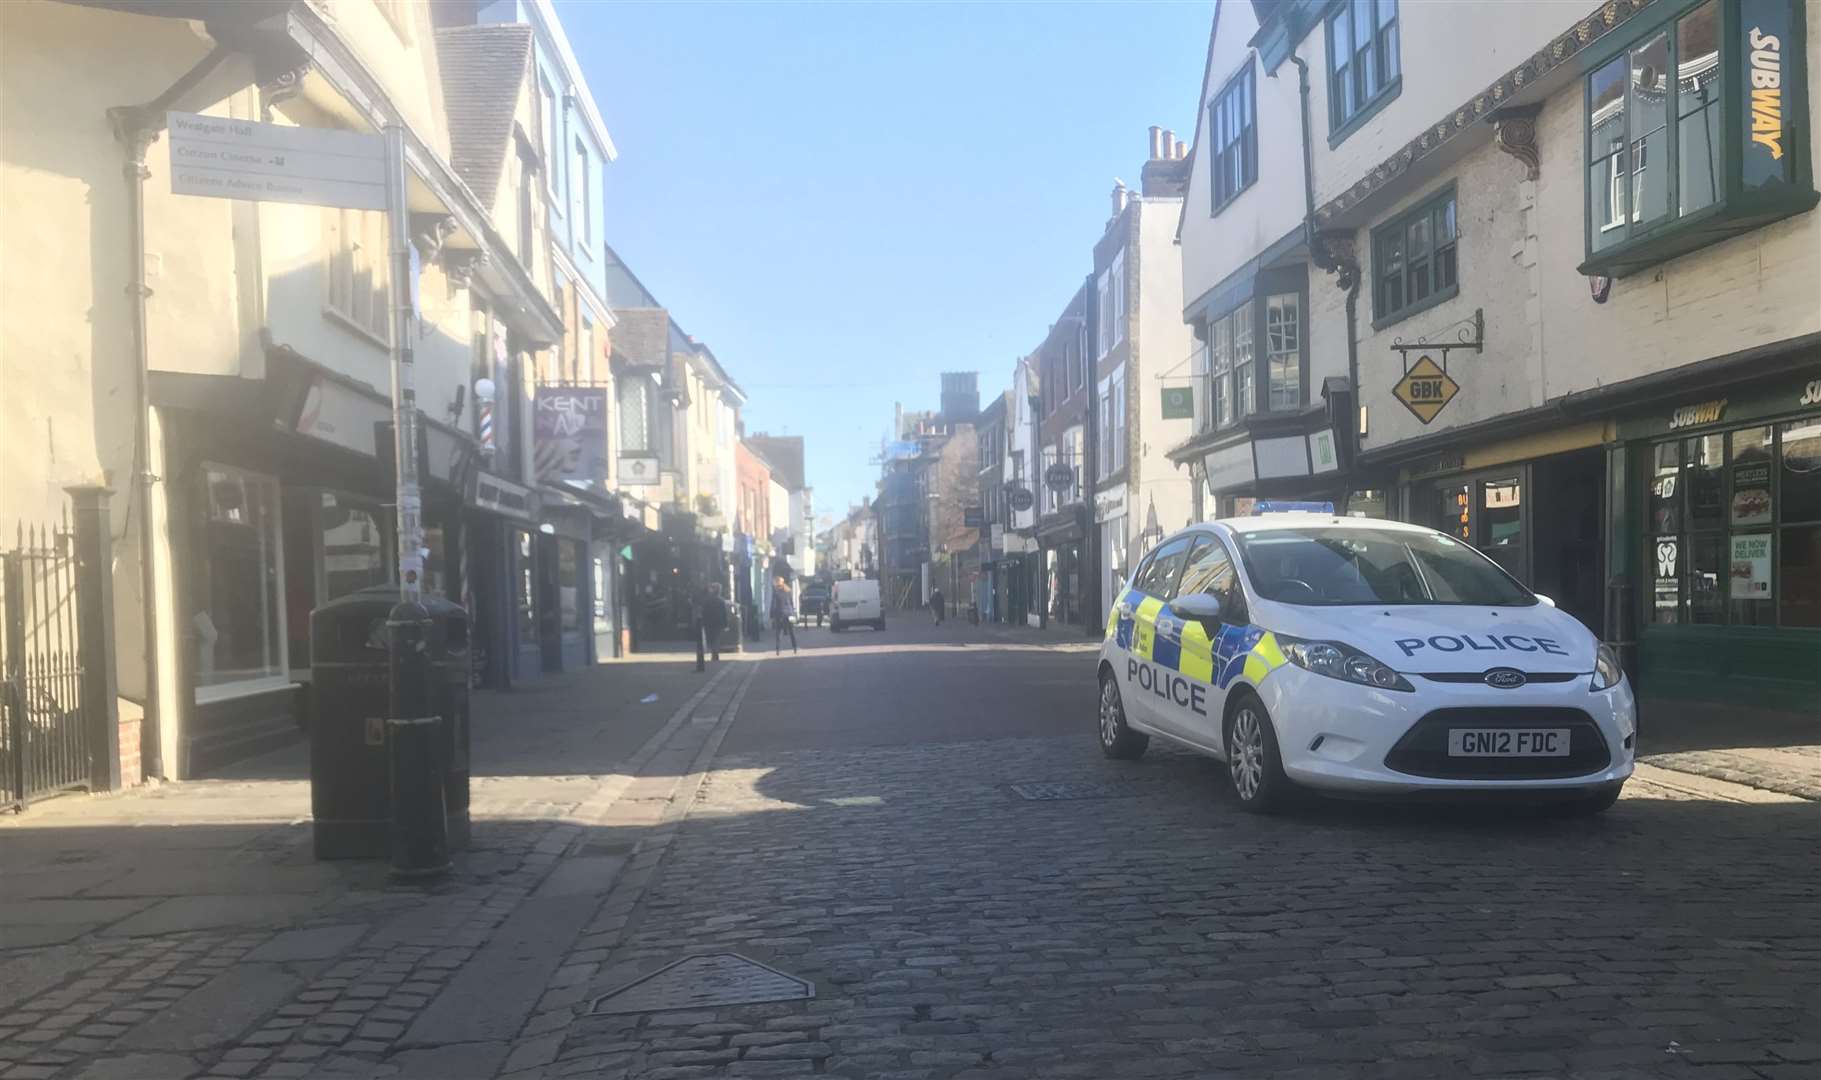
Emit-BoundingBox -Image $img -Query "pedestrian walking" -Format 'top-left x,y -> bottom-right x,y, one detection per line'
695,582 -> 729,663
771,577 -> 798,654
929,585 -> 945,625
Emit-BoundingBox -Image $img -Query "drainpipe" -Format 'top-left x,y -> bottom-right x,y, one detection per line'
1289,54 -> 1364,467
108,45 -> 233,779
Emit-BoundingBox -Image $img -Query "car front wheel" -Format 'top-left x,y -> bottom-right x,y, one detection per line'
1098,672 -> 1148,760
1227,694 -> 1291,814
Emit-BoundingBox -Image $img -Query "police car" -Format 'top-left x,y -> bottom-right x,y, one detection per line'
1097,506 -> 1635,814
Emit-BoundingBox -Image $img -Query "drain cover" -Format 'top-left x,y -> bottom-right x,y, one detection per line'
1011,780 -> 1142,801
590,953 -> 813,1014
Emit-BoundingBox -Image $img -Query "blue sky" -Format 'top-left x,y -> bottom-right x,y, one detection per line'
560,0 -> 1213,525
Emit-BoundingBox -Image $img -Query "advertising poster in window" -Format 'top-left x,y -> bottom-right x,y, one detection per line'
1652,535 -> 1681,621
1731,461 -> 1774,525
1729,533 -> 1772,599
533,387 -> 609,487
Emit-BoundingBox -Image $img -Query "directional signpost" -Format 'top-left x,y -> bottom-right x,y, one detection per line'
1391,355 -> 1460,425
167,112 -> 386,211
169,112 -> 442,873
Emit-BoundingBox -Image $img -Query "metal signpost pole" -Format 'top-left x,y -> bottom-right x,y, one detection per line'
382,124 -> 447,879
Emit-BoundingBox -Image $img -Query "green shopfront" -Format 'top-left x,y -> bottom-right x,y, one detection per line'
1615,369 -> 1821,712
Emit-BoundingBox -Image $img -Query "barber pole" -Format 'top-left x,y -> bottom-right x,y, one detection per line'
478,398 -> 495,456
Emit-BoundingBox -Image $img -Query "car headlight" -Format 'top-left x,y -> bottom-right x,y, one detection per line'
1591,642 -> 1624,692
1277,635 -> 1414,692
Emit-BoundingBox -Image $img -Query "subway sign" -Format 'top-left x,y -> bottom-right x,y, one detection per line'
1741,0 -> 1799,192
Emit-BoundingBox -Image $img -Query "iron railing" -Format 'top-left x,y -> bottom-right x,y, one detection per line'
1,514 -> 93,811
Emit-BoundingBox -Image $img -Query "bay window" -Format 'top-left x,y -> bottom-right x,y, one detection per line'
1582,0 -> 1815,277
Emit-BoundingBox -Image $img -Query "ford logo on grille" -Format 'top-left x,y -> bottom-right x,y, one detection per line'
1484,668 -> 1527,689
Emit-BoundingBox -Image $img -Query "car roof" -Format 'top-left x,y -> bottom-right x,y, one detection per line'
1145,516 -> 1442,550
1215,514 -> 1438,536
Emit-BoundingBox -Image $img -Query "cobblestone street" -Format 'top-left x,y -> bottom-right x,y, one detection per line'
3,627 -> 1817,1080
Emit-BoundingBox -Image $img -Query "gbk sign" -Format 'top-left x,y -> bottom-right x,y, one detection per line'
534,387 -> 609,486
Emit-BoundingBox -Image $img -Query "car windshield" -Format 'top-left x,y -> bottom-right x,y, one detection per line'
1235,527 -> 1537,606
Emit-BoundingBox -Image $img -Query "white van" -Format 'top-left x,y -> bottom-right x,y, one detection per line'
829,578 -> 884,632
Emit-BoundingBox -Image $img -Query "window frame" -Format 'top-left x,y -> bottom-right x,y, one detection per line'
1580,0 -> 1817,277
1644,414 -> 1821,630
539,74 -> 561,204
1325,0 -> 1402,147
193,463 -> 289,700
1370,184 -> 1460,329
1110,250 -> 1127,348
573,135 -> 592,249
1210,57 -> 1258,213
324,207 -> 389,345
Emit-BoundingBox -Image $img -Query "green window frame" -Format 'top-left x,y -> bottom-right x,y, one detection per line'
1325,0 -> 1401,146
1370,186 -> 1457,328
1581,0 -> 1816,277
1211,59 -> 1258,213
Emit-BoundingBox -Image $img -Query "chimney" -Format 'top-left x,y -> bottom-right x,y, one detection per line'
1148,125 -> 1164,160
1175,138 -> 1187,160
1162,130 -> 1176,159
1111,179 -> 1128,217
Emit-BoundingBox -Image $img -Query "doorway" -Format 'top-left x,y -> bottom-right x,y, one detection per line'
1531,447 -> 1604,633
1411,449 -> 1605,633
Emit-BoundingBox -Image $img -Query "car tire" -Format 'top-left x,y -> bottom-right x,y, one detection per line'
1226,692 -> 1292,814
874,619 -> 886,631
1098,671 -> 1148,760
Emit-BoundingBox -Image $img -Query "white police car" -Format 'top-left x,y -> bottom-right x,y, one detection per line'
1096,510 -> 1636,814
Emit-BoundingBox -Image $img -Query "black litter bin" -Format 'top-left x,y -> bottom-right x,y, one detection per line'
309,586 -> 470,859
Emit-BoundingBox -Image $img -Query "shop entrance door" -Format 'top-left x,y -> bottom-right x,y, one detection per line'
1531,448 -> 1604,633
1413,452 -> 1604,633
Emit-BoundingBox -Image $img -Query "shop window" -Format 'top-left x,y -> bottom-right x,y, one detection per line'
558,540 -> 582,634
321,495 -> 389,601
1583,0 -> 1817,277
1780,418 -> 1821,626
516,529 -> 537,641
1436,483 -> 1470,542
1647,416 -> 1821,629
1345,489 -> 1388,519
1372,188 -> 1458,326
195,465 -> 286,694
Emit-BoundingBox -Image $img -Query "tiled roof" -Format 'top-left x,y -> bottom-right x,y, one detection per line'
435,24 -> 533,207
745,435 -> 806,492
610,308 -> 670,371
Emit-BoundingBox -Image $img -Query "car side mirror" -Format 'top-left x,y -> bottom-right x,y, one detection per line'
1534,593 -> 1557,608
1167,593 -> 1224,630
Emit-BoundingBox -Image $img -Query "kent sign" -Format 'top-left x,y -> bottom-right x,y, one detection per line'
167,112 -> 387,211
1391,355 -> 1460,425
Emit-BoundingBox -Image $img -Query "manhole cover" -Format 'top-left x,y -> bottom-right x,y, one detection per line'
590,953 -> 813,1015
1010,781 -> 1142,801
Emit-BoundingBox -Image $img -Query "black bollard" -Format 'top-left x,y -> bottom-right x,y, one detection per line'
695,624 -> 706,672
387,603 -> 449,880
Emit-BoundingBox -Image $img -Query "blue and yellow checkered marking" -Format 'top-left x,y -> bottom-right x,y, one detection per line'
1113,588 -> 1287,690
